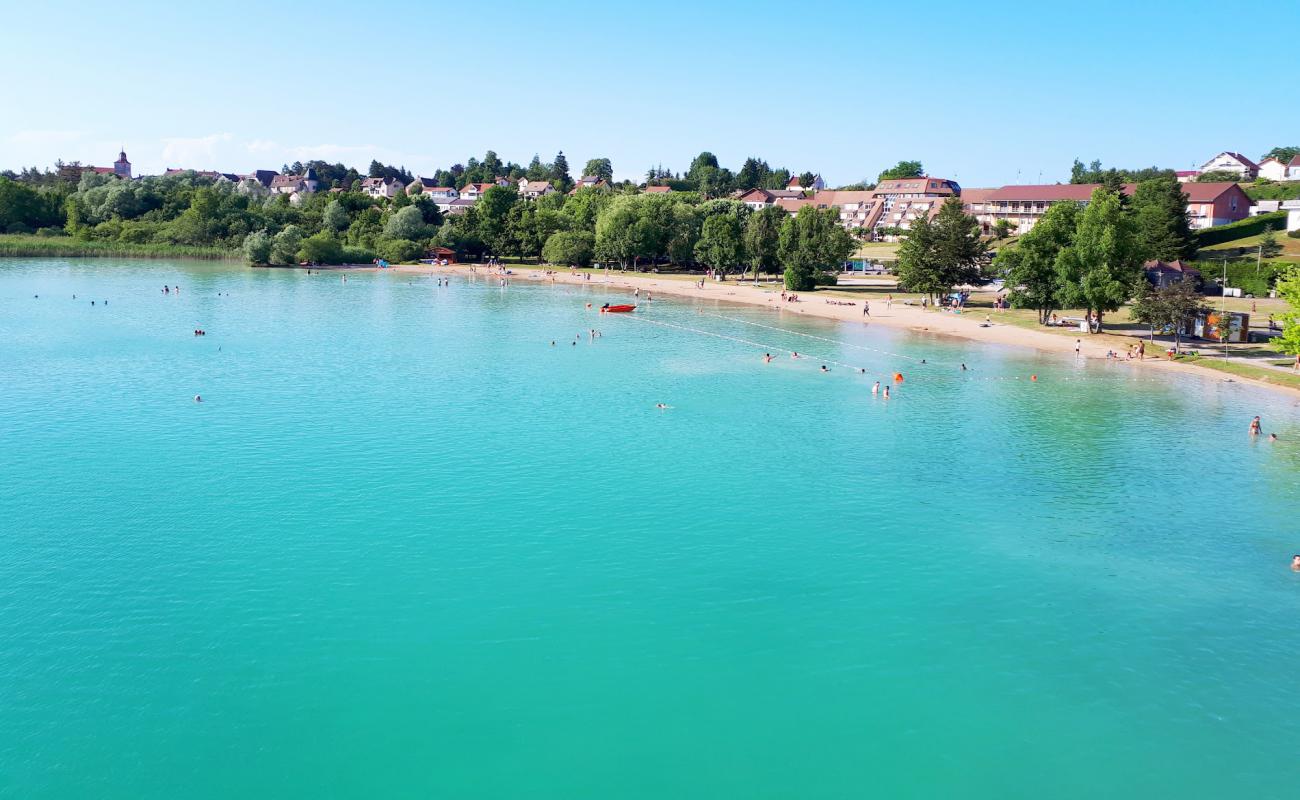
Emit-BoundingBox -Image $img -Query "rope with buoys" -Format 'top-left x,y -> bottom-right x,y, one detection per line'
612,313 -> 865,372
698,310 -> 949,366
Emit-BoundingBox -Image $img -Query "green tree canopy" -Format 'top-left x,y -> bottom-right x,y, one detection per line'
1261,146 -> 1300,165
994,200 -> 1079,324
877,160 -> 923,182
894,197 -> 984,299
743,204 -> 785,281
581,158 -> 613,183
778,206 -> 854,290
1130,176 -> 1195,262
1055,188 -> 1143,332
694,212 -> 746,274
542,230 -> 595,267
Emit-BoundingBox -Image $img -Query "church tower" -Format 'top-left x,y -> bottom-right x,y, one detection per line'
114,148 -> 131,179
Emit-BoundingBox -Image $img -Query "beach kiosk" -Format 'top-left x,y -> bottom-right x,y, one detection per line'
1185,310 -> 1249,343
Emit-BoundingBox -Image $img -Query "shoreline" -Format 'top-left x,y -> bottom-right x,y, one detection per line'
394,262 -> 1300,400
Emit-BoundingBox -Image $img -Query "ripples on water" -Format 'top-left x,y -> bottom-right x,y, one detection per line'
1,259 -> 1299,799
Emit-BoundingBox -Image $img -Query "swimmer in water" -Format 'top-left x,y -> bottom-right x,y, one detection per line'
1249,416 -> 1262,436
820,365 -> 829,372
882,386 -> 890,399
1293,555 -> 1300,572
194,395 -> 202,402
1269,433 -> 1278,442
961,363 -> 967,371
763,353 -> 772,363
872,381 -> 880,394
655,403 -> 672,409
791,351 -> 800,359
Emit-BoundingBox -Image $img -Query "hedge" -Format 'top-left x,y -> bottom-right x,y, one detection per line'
1195,212 -> 1286,247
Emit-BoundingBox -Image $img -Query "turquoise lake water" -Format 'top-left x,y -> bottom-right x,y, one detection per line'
2,258 -> 1299,799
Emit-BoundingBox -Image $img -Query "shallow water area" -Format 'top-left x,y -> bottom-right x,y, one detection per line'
2,258 -> 1299,799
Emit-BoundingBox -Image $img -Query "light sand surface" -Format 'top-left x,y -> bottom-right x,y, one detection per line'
393,263 -> 1300,400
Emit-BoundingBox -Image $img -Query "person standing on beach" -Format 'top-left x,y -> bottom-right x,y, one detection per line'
1138,340 -> 1145,360
1075,339 -> 1081,357
863,301 -> 870,317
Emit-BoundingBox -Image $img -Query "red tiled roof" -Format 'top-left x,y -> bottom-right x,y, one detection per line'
1177,182 -> 1244,202
1223,152 -> 1259,170
958,187 -> 996,204
644,185 -> 671,193
1144,259 -> 1200,275
1289,155 -> 1300,167
984,184 -> 1101,202
1175,170 -> 1201,177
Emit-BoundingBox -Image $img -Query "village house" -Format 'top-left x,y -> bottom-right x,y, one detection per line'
1199,152 -> 1258,179
243,170 -> 280,188
517,178 -> 555,199
643,185 -> 672,194
1258,158 -> 1290,182
570,175 -> 608,194
736,187 -> 805,211
270,168 -> 319,204
1175,170 -> 1201,183
785,174 -> 825,192
1144,259 -> 1202,288
360,177 -> 406,199
459,183 -> 494,202
446,198 -> 476,215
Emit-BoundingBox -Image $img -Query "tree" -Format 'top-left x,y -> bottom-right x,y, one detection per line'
894,197 -> 984,300
877,160 -> 923,182
1274,266 -> 1300,356
581,158 -> 613,183
736,157 -> 770,190
994,200 -> 1079,324
778,206 -> 854,290
694,212 -> 745,274
685,152 -> 719,184
242,229 -> 271,265
1055,188 -> 1142,332
526,155 -> 547,181
383,205 -> 428,241
551,151 -> 573,192
1259,229 -> 1282,259
798,171 -> 816,188
1130,177 -> 1195,262
323,200 -> 349,232
476,185 -> 518,254
542,230 -> 595,267
1130,280 -> 1210,353
270,225 -> 303,265
1261,146 -> 1300,165
376,237 -> 422,263
992,219 -> 1016,240
743,204 -> 785,281
1070,159 -> 1174,184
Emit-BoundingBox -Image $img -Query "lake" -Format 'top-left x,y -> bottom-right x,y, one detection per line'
2,258 -> 1298,799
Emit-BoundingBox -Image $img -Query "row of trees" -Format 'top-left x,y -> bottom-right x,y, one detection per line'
994,178 -> 1197,331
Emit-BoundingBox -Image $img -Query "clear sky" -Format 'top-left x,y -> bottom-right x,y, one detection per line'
1,0 -> 1294,187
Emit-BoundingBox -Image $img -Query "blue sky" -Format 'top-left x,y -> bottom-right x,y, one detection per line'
1,0 -> 1294,187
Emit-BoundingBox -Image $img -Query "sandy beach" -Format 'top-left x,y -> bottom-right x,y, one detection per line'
394,262 -> 1300,399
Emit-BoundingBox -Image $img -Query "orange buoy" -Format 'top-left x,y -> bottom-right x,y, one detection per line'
1031,374 -> 1038,381
893,372 -> 904,382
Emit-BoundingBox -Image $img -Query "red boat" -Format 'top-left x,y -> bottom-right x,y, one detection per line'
602,304 -> 636,313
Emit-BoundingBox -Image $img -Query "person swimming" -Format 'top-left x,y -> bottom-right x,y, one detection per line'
1292,554 -> 1300,572
791,351 -> 800,359
194,395 -> 202,402
882,386 -> 890,399
655,403 -> 672,409
1269,433 -> 1278,442
872,381 -> 880,394
820,365 -> 829,372
961,363 -> 967,371
763,353 -> 772,363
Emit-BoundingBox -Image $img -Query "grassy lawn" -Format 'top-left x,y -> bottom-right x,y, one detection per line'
1175,355 -> 1300,390
1199,231 -> 1300,262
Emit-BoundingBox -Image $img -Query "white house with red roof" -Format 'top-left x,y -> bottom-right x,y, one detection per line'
517,178 -> 555,199
361,177 -> 406,199
1199,152 -> 1258,179
1258,155 -> 1300,181
458,183 -> 494,202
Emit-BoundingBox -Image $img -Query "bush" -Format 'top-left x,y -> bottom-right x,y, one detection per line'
5,222 -> 33,235
269,225 -> 302,265
1197,259 -> 1288,297
297,231 -> 346,264
376,237 -> 422,263
1289,229 -> 1300,239
1194,212 -> 1286,247
243,230 -> 272,265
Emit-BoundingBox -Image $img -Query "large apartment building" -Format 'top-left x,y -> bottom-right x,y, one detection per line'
964,182 -> 1250,233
